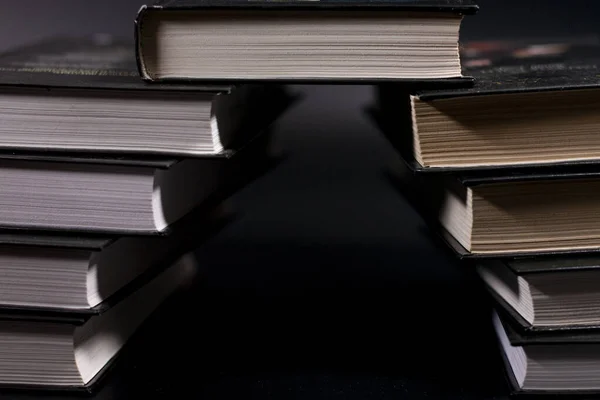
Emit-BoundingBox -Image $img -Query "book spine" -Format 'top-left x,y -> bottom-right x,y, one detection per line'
134,5 -> 155,82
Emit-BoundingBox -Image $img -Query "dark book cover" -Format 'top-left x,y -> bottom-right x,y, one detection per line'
0,151 -> 179,168
0,232 -> 114,250
506,255 -> 600,274
457,164 -> 600,186
141,0 -> 478,12
420,34 -> 600,100
500,309 -> 600,345
0,35 -> 229,92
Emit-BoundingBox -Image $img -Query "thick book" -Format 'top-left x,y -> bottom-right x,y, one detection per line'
0,203 -> 230,319
0,126 -> 276,234
493,309 -> 600,395
135,0 -> 478,83
386,161 -> 600,257
375,35 -> 600,170
479,256 -> 600,332
0,35 -> 293,156
0,252 -> 198,392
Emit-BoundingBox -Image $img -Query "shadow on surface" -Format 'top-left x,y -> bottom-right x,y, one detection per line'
87,240 -> 509,400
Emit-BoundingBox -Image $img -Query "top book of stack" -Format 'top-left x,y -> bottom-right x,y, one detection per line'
135,0 -> 478,83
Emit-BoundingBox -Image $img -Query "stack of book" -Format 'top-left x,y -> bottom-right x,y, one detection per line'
0,31 -> 293,391
373,34 -> 600,396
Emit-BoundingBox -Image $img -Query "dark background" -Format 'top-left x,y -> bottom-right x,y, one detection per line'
1,1 -> 599,399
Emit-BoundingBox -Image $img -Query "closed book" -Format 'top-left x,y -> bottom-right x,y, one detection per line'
0,203 -> 230,319
493,309 -> 600,395
374,35 -> 600,171
0,129 -> 277,234
386,161 -> 600,257
135,0 -> 477,83
479,256 -> 600,332
0,35 -> 294,156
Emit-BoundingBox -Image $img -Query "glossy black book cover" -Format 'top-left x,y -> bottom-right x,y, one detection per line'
0,35 -> 229,92
420,35 -> 600,100
143,0 -> 478,12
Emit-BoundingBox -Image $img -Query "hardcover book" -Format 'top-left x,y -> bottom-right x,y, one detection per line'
479,256 -> 600,332
135,0 -> 478,83
375,35 -> 600,171
0,35 -> 294,156
0,203 -> 230,318
386,161 -> 600,258
0,127 -> 277,234
493,309 -> 600,394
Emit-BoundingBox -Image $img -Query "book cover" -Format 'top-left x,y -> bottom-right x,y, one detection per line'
421,34 -> 600,100
141,0 -> 479,12
0,34 -> 229,92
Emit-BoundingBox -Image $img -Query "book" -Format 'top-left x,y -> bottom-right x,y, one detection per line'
375,35 -> 600,170
135,0 -> 478,83
0,156 -> 213,234
0,35 -> 293,156
0,128 -> 274,234
387,161 -> 600,257
0,203 -> 229,315
493,309 -> 600,394
0,251 -> 198,391
479,256 -> 600,331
